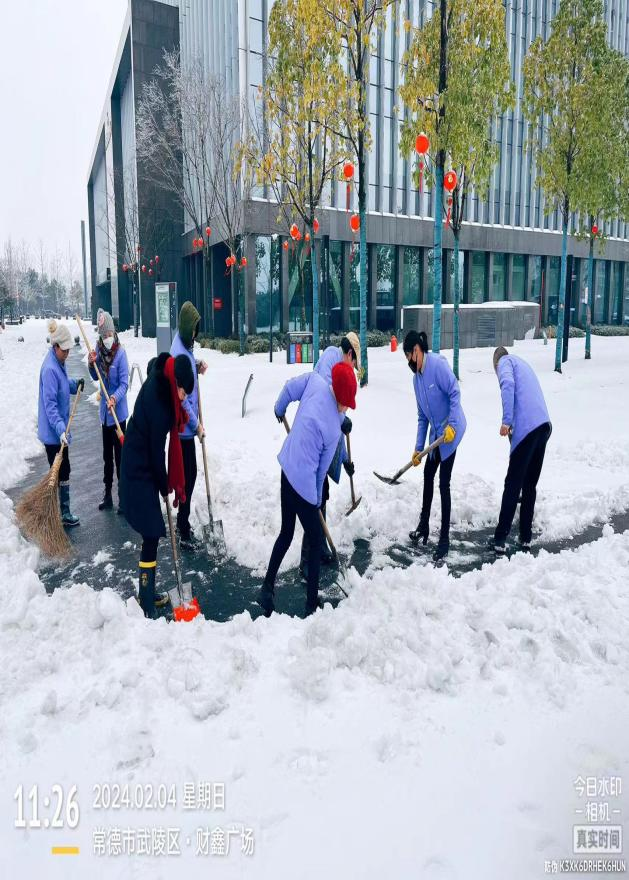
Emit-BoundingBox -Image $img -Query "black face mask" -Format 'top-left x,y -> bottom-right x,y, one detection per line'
407,354 -> 418,374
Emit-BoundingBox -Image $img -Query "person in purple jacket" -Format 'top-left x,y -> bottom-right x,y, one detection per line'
88,310 -> 129,513
169,301 -> 207,548
258,362 -> 358,618
403,330 -> 467,561
38,320 -> 85,527
492,347 -> 552,556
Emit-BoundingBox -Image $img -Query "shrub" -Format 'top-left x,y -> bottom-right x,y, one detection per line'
541,325 -> 585,339
590,324 -> 629,336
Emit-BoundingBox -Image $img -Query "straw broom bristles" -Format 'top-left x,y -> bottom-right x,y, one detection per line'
15,450 -> 72,559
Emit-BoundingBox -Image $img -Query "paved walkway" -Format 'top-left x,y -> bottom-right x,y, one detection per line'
8,347 -> 629,620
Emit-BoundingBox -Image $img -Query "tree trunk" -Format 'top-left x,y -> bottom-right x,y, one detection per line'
433,162 -> 444,353
555,204 -> 569,373
585,215 -> 594,360
453,233 -> 461,379
238,265 -> 245,356
312,230 -> 320,366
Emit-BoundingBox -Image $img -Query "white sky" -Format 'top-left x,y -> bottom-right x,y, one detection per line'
0,0 -> 128,272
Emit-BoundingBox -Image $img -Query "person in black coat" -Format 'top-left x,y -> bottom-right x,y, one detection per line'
120,351 -> 194,617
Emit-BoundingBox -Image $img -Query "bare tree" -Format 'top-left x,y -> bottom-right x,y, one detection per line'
136,50 -> 221,335
37,239 -> 47,315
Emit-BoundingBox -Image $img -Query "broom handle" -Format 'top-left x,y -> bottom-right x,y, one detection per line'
75,314 -> 125,442
49,388 -> 82,487
196,383 -> 214,529
165,495 -> 184,604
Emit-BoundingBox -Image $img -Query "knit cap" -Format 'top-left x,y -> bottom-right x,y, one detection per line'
331,361 -> 357,410
48,319 -> 73,351
178,301 -> 201,349
97,309 -> 115,338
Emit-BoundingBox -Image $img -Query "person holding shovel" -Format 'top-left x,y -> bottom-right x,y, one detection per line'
38,320 -> 85,527
492,346 -> 551,557
120,352 -> 195,618
403,330 -> 466,561
170,301 -> 207,550
257,361 -> 357,618
87,309 -> 129,513
298,332 -> 361,579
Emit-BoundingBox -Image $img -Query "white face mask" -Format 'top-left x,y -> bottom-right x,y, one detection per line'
103,337 -> 115,351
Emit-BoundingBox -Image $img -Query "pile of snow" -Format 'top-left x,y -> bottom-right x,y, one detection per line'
1,318 -> 628,879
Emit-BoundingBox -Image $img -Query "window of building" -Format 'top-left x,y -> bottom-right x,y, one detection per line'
349,244 -> 364,329
288,242 -> 312,331
512,254 -> 526,299
403,246 -> 421,306
611,261 -> 624,324
449,248 -> 464,302
254,236 -> 280,334
328,241 -> 343,334
491,252 -> 507,300
623,264 -> 629,325
470,251 -> 486,303
529,255 -> 542,303
376,244 -> 396,331
425,248 -> 435,304
593,260 -> 606,324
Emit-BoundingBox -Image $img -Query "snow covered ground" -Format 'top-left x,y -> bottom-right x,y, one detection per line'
1,318 -> 628,879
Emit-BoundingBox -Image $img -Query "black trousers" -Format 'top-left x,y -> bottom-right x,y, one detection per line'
265,472 -> 322,608
176,437 -> 197,538
45,444 -> 70,482
102,420 -> 126,489
420,448 -> 456,541
495,422 -> 551,545
141,536 -> 159,563
300,475 -> 329,565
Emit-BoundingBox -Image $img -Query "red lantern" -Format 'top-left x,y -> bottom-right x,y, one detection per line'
122,263 -> 128,272
148,268 -> 154,276
225,256 -> 231,268
295,229 -> 302,241
305,232 -> 311,242
290,223 -> 299,240
155,255 -> 160,263
349,213 -> 360,233
592,224 -> 599,235
192,238 -> 198,248
198,237 -> 204,247
444,170 -> 458,192
343,162 -> 354,180
141,264 -> 147,273
414,133 -> 430,155
283,240 -> 289,251
313,218 -> 320,234
149,259 -> 154,266
205,226 -> 211,237
241,257 -> 248,268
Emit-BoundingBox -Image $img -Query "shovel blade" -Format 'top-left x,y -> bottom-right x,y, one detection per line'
202,519 -> 226,557
345,496 -> 362,517
373,471 -> 401,485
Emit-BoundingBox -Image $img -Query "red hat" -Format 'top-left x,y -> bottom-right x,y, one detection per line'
331,361 -> 357,410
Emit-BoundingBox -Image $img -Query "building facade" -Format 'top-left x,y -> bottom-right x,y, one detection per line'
88,0 -> 629,338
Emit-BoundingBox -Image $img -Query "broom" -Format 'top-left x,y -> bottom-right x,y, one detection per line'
16,388 -> 82,559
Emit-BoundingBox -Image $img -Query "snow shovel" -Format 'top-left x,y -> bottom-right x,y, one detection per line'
165,496 -> 201,622
196,385 -> 226,556
281,416 -> 349,597
374,434 -> 445,485
76,314 -> 125,444
344,434 -> 361,516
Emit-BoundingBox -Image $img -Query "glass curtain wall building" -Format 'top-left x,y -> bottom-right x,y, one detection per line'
88,0 -> 629,337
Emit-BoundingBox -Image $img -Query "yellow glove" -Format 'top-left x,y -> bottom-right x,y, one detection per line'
411,450 -> 423,467
443,425 -> 456,444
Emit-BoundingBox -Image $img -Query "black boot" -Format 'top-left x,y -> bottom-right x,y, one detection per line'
99,489 -> 113,511
305,596 -> 324,616
138,564 -> 156,619
433,538 -> 449,561
256,582 -> 275,617
409,514 -> 429,545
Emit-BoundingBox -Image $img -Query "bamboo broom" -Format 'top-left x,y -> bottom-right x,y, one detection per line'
16,389 -> 82,559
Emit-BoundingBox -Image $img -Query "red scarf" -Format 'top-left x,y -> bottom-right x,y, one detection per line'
164,356 -> 189,507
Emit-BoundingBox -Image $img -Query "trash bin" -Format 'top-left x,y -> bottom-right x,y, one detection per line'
286,331 -> 314,365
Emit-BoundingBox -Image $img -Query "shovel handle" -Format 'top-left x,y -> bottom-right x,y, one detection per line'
165,496 -> 184,604
346,434 -> 358,507
75,314 -> 125,443
63,387 -> 82,442
196,386 -> 214,529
